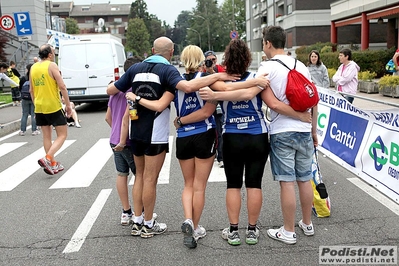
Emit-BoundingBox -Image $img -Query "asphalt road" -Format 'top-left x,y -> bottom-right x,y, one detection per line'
0,99 -> 398,266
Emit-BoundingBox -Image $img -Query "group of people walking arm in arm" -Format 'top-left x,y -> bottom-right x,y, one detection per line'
106,26 -> 319,247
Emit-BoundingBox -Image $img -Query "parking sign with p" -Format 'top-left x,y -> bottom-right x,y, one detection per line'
13,12 -> 33,36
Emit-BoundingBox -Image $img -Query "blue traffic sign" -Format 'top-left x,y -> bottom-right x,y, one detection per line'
13,12 -> 33,36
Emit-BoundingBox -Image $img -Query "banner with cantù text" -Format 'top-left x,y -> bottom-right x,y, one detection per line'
316,87 -> 399,204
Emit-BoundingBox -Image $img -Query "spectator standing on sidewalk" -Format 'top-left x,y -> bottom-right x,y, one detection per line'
332,48 -> 360,104
105,56 -> 141,226
7,61 -> 21,106
0,62 -> 19,90
31,44 -> 72,175
19,63 -> 40,136
307,50 -> 330,88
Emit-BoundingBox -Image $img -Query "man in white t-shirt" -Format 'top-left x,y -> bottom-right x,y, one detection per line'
258,26 -> 318,245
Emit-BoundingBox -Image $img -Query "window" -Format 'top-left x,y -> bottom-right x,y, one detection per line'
85,18 -> 93,24
114,18 -> 122,23
287,4 -> 292,14
81,6 -> 90,11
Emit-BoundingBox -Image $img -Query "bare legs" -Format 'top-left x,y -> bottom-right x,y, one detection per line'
40,125 -> 67,156
280,180 -> 313,232
132,152 -> 166,221
180,156 -> 214,228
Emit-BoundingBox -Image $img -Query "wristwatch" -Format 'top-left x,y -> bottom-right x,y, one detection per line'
135,95 -> 141,103
177,117 -> 183,127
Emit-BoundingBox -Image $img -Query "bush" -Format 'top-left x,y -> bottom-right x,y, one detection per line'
378,75 -> 399,89
327,68 -> 337,79
358,71 -> 377,81
295,42 -> 337,55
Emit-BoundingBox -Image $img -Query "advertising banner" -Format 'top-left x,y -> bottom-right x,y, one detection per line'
317,87 -> 399,204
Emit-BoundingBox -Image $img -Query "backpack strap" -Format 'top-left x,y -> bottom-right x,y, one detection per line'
270,58 -> 297,70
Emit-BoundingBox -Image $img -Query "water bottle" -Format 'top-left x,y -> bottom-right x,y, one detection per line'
216,103 -> 222,115
128,100 -> 138,120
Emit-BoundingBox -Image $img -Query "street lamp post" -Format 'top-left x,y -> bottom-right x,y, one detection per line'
187,28 -> 201,48
190,14 -> 211,51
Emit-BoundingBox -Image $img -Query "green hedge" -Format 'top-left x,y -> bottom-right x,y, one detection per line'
296,46 -> 396,78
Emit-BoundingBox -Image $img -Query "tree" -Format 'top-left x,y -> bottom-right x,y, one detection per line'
220,0 -> 245,41
188,0 -> 222,51
129,0 -> 162,45
125,18 -> 151,58
65,18 -> 80,35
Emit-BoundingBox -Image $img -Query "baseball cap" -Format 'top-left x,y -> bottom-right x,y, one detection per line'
204,50 -> 216,57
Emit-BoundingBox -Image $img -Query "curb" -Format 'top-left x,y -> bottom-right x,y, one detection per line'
0,103 -> 31,138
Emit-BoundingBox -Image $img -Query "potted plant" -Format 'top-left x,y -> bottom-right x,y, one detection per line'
358,71 -> 378,93
378,75 -> 399,97
328,68 -> 337,88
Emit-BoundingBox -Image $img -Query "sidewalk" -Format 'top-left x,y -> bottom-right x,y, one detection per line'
0,103 -> 30,138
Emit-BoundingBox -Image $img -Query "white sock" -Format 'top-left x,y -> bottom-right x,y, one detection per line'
282,227 -> 295,237
132,215 -> 143,224
144,219 -> 154,228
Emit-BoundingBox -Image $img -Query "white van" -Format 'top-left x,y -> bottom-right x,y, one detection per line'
58,38 -> 126,103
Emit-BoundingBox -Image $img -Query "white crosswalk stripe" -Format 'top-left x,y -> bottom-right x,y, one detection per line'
0,140 -> 75,191
50,138 -> 113,189
0,136 -> 228,192
0,142 -> 26,158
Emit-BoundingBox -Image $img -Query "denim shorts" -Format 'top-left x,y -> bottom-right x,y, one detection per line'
111,143 -> 136,176
270,132 -> 313,182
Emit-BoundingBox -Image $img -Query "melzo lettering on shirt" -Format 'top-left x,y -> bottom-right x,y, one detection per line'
232,103 -> 249,109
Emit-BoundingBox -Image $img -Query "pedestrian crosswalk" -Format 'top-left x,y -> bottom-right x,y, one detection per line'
0,136 -> 227,192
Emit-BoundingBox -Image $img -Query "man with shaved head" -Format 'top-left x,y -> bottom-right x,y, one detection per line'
107,37 -> 244,239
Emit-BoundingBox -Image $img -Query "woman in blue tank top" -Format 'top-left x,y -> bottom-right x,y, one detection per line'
172,45 -> 217,248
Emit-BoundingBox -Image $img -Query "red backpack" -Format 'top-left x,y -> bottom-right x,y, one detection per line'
271,58 -> 319,112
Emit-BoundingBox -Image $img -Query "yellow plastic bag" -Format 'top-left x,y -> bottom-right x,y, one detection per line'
311,148 -> 331,218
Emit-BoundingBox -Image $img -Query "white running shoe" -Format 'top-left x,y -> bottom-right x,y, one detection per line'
267,226 -> 296,245
298,220 -> 314,236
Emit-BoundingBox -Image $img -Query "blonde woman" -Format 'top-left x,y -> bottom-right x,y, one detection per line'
174,45 -> 217,248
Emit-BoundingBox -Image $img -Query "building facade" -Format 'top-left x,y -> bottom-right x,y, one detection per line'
246,0 -> 335,53
246,0 -> 399,53
331,0 -> 399,50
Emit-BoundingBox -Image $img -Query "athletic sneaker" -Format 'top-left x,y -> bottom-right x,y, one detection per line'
298,220 -> 314,236
32,130 -> 41,136
131,222 -> 143,236
38,157 -> 54,175
221,227 -> 241,246
194,225 -> 207,241
140,220 -> 167,238
121,213 -> 132,226
181,219 -> 196,248
245,227 -> 260,245
44,162 -> 64,175
267,226 -> 297,245
18,131 -> 25,136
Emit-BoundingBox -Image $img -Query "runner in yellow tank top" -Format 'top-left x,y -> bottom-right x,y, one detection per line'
30,44 -> 72,175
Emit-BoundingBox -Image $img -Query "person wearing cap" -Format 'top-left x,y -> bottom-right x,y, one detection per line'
203,50 -> 225,167
203,50 -> 226,74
